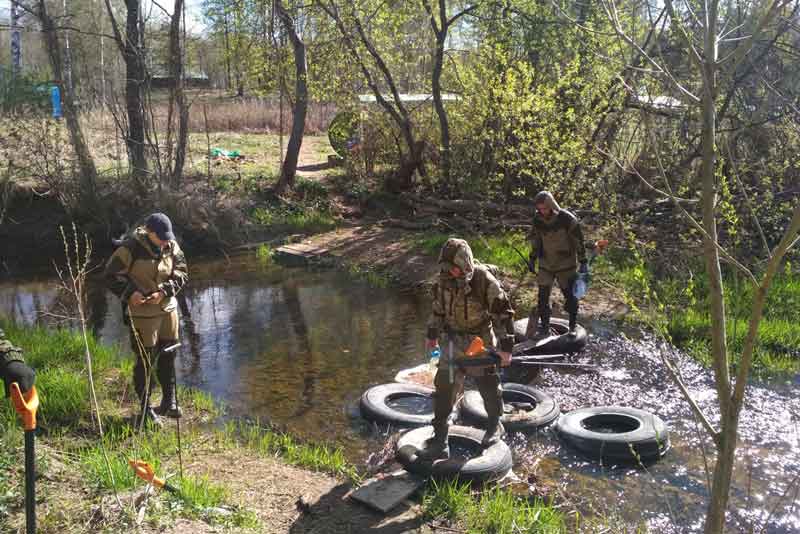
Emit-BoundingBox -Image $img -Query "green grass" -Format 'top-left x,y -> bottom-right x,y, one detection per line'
80,437 -> 163,491
229,421 -> 360,482
346,263 -> 392,288
595,248 -> 800,376
422,478 -> 473,521
0,321 -> 265,531
250,205 -> 338,234
0,320 -> 121,431
177,385 -> 223,418
413,231 -> 530,275
0,432 -> 19,523
422,478 -> 565,533
0,321 -> 118,375
187,132 -> 282,185
255,243 -> 274,267
294,177 -> 329,201
168,474 -> 228,512
34,367 -> 90,428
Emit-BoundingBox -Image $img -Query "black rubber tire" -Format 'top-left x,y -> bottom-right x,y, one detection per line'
460,383 -> 560,432
396,425 -> 513,483
555,406 -> 670,464
328,111 -> 359,158
359,383 -> 434,426
513,317 -> 587,354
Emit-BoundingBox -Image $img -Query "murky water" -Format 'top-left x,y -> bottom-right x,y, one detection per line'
1,256 -> 798,532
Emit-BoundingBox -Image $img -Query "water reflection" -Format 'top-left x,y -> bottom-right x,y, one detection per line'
1,256 -> 798,532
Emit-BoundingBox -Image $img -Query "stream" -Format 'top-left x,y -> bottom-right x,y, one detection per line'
1,254 -> 798,532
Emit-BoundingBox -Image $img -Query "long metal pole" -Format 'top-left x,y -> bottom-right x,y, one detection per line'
24,430 -> 35,534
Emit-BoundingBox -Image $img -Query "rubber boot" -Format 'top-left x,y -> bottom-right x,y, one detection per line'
155,349 -> 182,418
525,310 -> 539,339
568,313 -> 578,337
417,424 -> 450,461
482,419 -> 506,445
536,285 -> 552,338
133,353 -> 162,428
538,309 -> 551,338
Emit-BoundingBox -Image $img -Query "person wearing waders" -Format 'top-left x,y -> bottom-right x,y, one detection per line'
105,213 -> 188,427
0,328 -> 35,401
419,238 -> 514,460
525,191 -> 587,339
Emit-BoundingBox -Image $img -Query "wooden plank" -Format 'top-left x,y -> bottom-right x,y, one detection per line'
349,470 -> 425,514
273,243 -> 331,266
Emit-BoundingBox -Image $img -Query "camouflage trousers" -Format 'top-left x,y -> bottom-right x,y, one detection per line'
431,366 -> 503,442
431,329 -> 503,442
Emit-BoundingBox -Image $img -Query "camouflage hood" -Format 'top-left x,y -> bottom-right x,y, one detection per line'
534,191 -> 561,215
438,238 -> 475,289
132,226 -> 169,257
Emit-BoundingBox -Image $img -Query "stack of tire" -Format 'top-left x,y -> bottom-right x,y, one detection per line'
358,319 -> 669,482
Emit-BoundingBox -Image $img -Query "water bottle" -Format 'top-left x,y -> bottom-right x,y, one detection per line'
428,347 -> 440,373
573,275 -> 588,300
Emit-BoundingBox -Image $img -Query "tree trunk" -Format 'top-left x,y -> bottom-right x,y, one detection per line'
39,0 -> 99,208
11,0 -> 21,76
706,419 -> 738,533
320,0 -> 421,189
62,0 -> 73,94
223,15 -> 232,90
431,33 -> 450,190
273,1 -> 307,194
169,0 -> 189,186
700,1 -> 735,531
124,0 -> 148,189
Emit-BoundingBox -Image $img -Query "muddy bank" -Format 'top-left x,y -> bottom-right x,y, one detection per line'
284,222 -> 630,321
0,179 -> 286,277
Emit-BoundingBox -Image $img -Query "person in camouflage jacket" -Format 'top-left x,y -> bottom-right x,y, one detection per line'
0,328 -> 35,397
419,238 -> 514,460
526,191 -> 587,338
104,213 -> 188,427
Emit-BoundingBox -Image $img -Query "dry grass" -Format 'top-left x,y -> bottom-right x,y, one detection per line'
83,94 -> 338,136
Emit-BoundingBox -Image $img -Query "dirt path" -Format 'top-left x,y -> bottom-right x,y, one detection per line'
281,223 -> 629,320
159,448 -> 432,534
295,136 -> 337,182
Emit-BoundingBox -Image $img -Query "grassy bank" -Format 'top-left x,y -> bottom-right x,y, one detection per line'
592,247 -> 800,377
0,320 -> 358,531
422,478 -> 564,533
413,232 -> 530,276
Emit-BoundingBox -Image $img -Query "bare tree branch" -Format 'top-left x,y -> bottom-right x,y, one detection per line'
599,0 -> 701,103
658,348 -> 721,443
717,0 -> 794,74
663,0 -> 705,70
731,202 -> 800,409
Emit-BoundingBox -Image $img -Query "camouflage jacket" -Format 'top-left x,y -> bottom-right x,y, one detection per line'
527,210 -> 587,273
0,328 -> 24,368
426,264 -> 515,352
104,227 -> 189,318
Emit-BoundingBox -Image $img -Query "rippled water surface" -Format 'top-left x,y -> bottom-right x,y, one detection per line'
1,256 -> 798,532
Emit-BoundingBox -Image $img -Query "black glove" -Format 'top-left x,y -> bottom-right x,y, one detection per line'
1,360 -> 35,397
579,261 -> 589,275
528,255 -> 537,274
499,335 -> 515,353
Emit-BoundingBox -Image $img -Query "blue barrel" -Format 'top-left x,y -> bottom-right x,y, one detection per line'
50,85 -> 62,118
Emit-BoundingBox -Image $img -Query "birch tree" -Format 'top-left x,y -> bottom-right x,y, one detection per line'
599,0 -> 800,530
